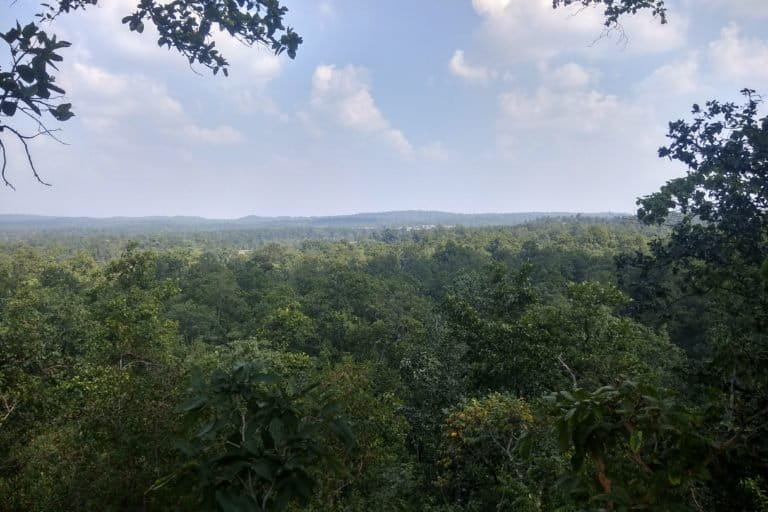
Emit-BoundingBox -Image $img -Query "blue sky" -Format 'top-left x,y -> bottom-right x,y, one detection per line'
1,0 -> 767,218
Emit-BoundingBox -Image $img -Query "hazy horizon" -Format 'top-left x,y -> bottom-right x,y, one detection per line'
0,209 -> 632,221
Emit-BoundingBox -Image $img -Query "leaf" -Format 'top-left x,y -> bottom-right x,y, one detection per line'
22,23 -> 38,39
249,458 -> 277,480
253,373 -> 279,386
242,435 -> 262,456
1,101 -> 17,117
330,418 -> 355,450
2,28 -> 20,44
49,103 -> 74,121
178,394 -> 207,412
558,421 -> 571,452
190,367 -> 204,390
147,472 -> 178,493
269,417 -> 287,445
214,489 -> 253,512
20,84 -> 39,99
289,469 -> 315,502
668,473 -> 682,486
320,401 -> 342,418
196,417 -> 217,438
171,438 -> 197,457
16,65 -> 35,83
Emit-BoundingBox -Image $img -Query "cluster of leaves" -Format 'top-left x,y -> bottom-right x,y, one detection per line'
119,0 -> 302,75
553,0 -> 667,26
621,89 -> 768,500
436,394 -> 546,511
640,89 -> 767,234
155,362 -> 354,511
546,380 -> 713,510
0,21 -> 72,187
41,0 -> 302,73
1,0 -> 301,187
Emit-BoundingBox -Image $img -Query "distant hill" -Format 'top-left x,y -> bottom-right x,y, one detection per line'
0,210 -> 629,232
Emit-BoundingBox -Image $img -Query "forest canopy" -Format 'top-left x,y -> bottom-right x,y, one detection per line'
2,0 -> 768,511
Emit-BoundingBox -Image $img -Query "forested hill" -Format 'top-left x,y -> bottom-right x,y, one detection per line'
0,210 -> 627,232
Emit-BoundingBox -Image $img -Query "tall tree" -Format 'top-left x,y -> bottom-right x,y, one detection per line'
615,89 -> 768,508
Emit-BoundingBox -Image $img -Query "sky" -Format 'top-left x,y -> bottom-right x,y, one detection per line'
1,0 -> 767,218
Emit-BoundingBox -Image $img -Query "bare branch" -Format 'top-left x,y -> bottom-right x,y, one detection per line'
0,393 -> 19,427
0,138 -> 14,190
557,354 -> 578,388
3,125 -> 52,186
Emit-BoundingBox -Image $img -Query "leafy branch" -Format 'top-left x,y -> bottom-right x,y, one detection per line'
553,0 -> 667,27
1,1 -> 302,188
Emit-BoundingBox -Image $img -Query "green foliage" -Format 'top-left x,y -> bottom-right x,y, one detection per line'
310,359 -> 413,510
741,477 -> 768,512
0,201 -> 763,510
157,362 -> 354,511
0,247 -> 187,511
620,90 -> 768,507
545,379 -> 713,511
117,0 -> 301,69
436,393 -> 562,511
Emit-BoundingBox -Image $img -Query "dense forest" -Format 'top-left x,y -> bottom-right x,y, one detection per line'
3,139 -> 768,510
2,0 -> 768,510
0,216 -> 676,511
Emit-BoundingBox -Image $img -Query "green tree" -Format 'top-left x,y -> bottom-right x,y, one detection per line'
544,379 -> 712,511
159,362 -> 354,512
436,393 -> 565,512
619,89 -> 768,508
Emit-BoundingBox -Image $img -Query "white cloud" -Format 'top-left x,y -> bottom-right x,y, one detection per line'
638,53 -> 701,97
493,83 -> 668,211
420,142 -> 450,161
183,125 -> 245,145
212,33 -> 284,83
59,0 -> 285,120
499,87 -> 633,134
62,61 -> 243,146
469,0 -> 687,63
61,1 -> 284,82
700,0 -> 768,17
545,62 -> 597,90
309,65 -> 413,155
449,50 -> 496,83
209,35 -> 287,117
495,80 -> 659,164
709,23 -> 768,86
319,1 -> 336,18
471,0 -> 511,17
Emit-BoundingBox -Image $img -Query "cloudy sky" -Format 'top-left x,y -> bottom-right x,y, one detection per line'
1,0 -> 767,218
